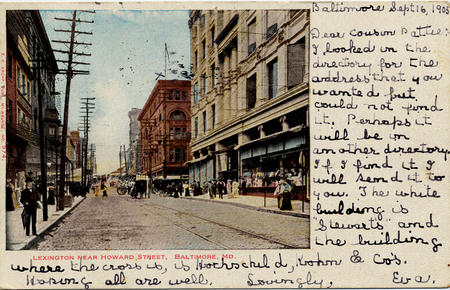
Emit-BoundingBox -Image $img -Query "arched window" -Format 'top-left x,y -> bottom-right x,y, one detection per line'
169,110 -> 187,120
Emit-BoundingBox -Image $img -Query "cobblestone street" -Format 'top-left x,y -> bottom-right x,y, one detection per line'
34,191 -> 309,250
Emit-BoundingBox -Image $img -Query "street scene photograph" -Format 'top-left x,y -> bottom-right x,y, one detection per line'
5,9 -> 310,250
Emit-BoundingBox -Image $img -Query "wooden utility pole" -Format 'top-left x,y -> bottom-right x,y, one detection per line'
119,146 -> 122,173
123,145 -> 128,175
79,97 -> 95,190
36,51 -> 49,220
54,10 -> 94,210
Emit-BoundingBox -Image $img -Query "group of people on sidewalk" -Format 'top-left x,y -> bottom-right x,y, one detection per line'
273,178 -> 293,210
6,175 -> 83,237
191,178 -> 240,200
189,177 -> 293,210
6,176 -> 48,236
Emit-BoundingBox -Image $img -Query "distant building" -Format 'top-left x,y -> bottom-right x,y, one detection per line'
70,130 -> 82,168
127,108 -> 141,174
138,80 -> 191,185
6,10 -> 59,187
188,10 -> 309,199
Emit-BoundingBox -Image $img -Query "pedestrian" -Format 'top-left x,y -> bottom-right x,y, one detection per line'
173,183 -> 180,198
48,185 -> 55,205
217,178 -> 226,199
226,179 -> 232,198
208,181 -> 215,199
232,179 -> 239,198
212,180 -> 217,198
239,176 -> 246,196
20,177 -> 38,236
101,182 -> 108,197
273,179 -> 284,209
6,179 -> 15,211
280,179 -> 293,210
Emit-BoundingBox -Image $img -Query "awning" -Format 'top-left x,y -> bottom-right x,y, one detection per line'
154,175 -> 184,180
235,125 -> 306,150
187,154 -> 212,164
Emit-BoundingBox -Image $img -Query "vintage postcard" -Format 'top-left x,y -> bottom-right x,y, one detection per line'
0,1 -> 448,289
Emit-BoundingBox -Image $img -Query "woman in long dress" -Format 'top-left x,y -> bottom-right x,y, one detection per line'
227,179 -> 233,198
232,180 -> 239,198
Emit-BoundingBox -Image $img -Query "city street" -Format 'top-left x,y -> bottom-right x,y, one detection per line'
34,190 -> 310,250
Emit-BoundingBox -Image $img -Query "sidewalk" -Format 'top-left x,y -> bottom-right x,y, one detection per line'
6,196 -> 86,250
181,193 -> 310,218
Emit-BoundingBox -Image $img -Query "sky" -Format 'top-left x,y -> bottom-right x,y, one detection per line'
40,10 -> 191,175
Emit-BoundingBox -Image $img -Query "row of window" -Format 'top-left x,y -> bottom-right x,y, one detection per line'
169,127 -> 188,140
193,104 -> 215,138
168,90 -> 188,101
169,148 -> 188,163
16,65 -> 31,104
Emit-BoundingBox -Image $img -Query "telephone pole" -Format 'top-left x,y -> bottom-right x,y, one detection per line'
79,97 -> 95,191
53,10 -> 94,210
123,145 -> 129,176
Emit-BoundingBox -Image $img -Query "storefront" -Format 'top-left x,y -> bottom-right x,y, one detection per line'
239,130 -> 309,200
188,155 -> 215,186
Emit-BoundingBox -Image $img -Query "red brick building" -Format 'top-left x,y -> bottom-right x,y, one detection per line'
138,80 -> 191,184
6,11 -> 59,185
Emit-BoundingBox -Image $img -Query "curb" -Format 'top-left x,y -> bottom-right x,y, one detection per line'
20,196 -> 87,250
180,196 -> 309,218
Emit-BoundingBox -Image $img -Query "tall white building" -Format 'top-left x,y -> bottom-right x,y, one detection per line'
188,10 -> 310,200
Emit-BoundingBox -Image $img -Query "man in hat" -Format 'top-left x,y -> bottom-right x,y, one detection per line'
20,177 -> 38,236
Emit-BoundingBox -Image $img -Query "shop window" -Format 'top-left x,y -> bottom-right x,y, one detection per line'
246,73 -> 257,110
267,58 -> 278,99
287,37 -> 306,88
266,11 -> 278,39
169,110 -> 187,120
248,18 -> 256,55
194,117 -> 199,138
203,111 -> 207,133
211,104 -> 215,129
193,82 -> 199,103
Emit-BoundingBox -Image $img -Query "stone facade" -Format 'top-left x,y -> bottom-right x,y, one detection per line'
127,108 -> 141,174
188,10 -> 310,199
